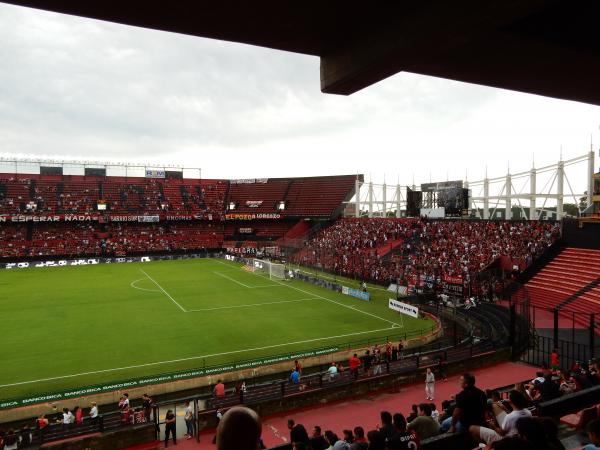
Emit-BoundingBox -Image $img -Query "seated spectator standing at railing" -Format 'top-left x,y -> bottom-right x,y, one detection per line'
446,373 -> 487,434
89,402 -> 98,422
215,379 -> 226,397
349,354 -> 361,380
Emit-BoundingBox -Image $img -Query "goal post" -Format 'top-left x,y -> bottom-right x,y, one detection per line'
252,259 -> 286,280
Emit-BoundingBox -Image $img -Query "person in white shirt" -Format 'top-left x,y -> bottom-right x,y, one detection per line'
89,402 -> 98,420
184,401 -> 194,439
122,393 -> 130,409
469,389 -> 532,448
327,362 -> 338,381
61,408 -> 74,429
425,368 -> 435,400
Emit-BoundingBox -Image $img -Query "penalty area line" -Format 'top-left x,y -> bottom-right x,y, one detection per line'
186,297 -> 320,312
0,326 -> 397,388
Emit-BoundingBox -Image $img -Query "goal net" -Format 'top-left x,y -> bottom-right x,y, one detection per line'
252,259 -> 286,280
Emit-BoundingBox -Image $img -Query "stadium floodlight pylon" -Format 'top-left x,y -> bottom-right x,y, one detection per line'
252,258 -> 286,280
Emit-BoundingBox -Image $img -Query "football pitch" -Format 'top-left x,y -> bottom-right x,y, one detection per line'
0,258 -> 433,401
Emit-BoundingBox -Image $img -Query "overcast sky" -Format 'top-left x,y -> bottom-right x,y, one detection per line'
0,3 -> 598,196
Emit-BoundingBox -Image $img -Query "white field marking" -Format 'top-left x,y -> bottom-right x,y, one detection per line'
246,266 -> 403,328
130,278 -> 161,293
186,297 -> 320,312
211,270 -> 279,289
0,325 -> 396,388
139,269 -> 187,313
212,271 -> 252,288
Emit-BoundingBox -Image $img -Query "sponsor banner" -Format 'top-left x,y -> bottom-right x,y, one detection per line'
2,256 -> 153,270
0,214 -> 220,223
137,215 -> 160,223
0,214 -> 100,223
245,201 -> 263,208
230,178 -> 268,184
388,299 -> 419,318
225,213 -> 282,220
0,345 -> 339,410
239,227 -> 253,234
145,169 -> 165,179
421,180 -> 463,192
387,284 -> 408,296
341,285 -> 370,301
443,275 -> 463,284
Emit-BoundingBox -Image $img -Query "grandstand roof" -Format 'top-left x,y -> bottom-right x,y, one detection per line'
3,0 -> 600,106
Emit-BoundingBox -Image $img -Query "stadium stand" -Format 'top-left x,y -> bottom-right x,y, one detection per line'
294,218 -> 560,285
525,247 -> 600,317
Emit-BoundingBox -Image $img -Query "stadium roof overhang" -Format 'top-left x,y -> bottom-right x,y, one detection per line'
4,0 -> 600,106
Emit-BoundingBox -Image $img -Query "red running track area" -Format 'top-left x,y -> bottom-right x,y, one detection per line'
138,361 -> 537,450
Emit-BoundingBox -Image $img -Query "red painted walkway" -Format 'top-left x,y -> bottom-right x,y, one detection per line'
159,361 -> 537,450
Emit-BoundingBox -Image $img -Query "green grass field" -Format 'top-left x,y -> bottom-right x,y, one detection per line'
0,258 -> 433,401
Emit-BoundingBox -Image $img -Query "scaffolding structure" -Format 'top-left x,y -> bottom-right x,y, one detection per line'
350,151 -> 595,219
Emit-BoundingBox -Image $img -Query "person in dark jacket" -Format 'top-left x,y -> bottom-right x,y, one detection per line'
288,419 -> 309,444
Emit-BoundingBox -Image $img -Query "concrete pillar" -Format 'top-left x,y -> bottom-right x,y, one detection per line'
588,150 -> 595,208
396,184 -> 401,218
483,178 -> 490,219
368,182 -> 373,218
355,179 -> 361,218
382,183 -> 387,218
557,160 -> 564,219
505,174 -> 512,220
530,168 -> 537,220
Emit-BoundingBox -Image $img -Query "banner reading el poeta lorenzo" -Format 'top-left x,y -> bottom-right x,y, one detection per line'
0,347 -> 339,410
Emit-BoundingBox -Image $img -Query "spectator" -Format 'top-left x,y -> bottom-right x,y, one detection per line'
184,400 -> 194,439
351,426 -> 368,450
288,419 -> 309,444
367,430 -> 385,450
362,351 -> 373,377
89,402 -> 98,421
310,426 -> 328,450
378,411 -> 397,441
429,403 -> 440,422
343,429 -> 354,445
295,360 -> 303,376
216,407 -> 262,450
407,403 -> 440,440
469,389 -> 532,447
215,379 -> 226,397
386,413 -> 420,450
37,414 -> 49,430
425,368 -> 435,400
539,374 -> 561,402
73,406 -> 83,425
328,362 -> 338,380
212,409 -> 223,444
325,431 -> 340,449
142,394 -> 153,421
349,353 -> 361,380
584,419 -> 600,450
406,405 -> 418,423
447,373 -> 487,433
123,393 -> 130,409
551,349 -> 560,372
3,429 -> 17,450
60,408 -> 74,429
164,409 -> 177,447
290,368 -> 300,385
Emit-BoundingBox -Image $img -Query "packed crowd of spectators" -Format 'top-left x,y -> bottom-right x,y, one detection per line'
294,218 -> 560,289
0,222 -> 224,259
